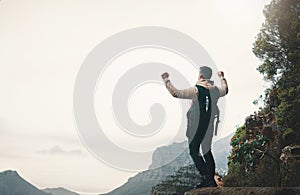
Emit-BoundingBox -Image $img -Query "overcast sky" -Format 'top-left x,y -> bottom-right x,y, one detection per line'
0,0 -> 271,194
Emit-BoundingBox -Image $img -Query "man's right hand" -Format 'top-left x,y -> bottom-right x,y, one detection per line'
217,71 -> 224,78
161,72 -> 169,80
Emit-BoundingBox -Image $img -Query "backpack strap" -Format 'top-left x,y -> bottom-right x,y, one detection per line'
195,85 -> 212,118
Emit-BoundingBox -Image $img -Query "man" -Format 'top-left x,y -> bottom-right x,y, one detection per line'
161,66 -> 228,188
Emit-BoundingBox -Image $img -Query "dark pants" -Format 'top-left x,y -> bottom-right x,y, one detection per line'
188,118 -> 215,181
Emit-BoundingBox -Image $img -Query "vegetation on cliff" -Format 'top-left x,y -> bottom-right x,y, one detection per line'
224,0 -> 300,187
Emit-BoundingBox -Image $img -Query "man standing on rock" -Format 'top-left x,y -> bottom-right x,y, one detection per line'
161,66 -> 228,188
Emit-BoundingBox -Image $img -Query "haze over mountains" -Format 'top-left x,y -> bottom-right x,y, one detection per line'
0,134 -> 232,195
0,170 -> 78,195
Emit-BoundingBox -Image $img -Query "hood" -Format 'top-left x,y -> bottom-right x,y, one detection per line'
196,79 -> 215,90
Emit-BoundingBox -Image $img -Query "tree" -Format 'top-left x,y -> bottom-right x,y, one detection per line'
253,0 -> 299,82
224,0 -> 300,187
253,0 -> 300,144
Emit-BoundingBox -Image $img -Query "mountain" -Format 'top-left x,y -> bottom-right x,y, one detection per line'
0,170 -> 50,195
43,187 -> 80,195
149,141 -> 192,170
213,133 -> 234,175
103,134 -> 232,195
151,164 -> 203,194
103,148 -> 191,195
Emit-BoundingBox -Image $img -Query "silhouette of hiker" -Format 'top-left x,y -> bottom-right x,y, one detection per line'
161,66 -> 228,188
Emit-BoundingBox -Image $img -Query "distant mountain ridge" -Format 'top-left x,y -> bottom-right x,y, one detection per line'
0,134 -> 232,195
103,134 -> 232,195
0,170 -> 79,195
43,187 -> 80,195
0,170 -> 50,195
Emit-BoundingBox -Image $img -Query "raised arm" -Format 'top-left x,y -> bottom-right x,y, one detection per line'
161,72 -> 197,100
217,71 -> 228,97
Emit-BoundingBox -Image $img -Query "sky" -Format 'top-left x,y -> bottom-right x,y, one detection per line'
0,0 -> 271,194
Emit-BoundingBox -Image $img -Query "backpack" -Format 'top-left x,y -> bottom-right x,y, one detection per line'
186,85 -> 219,140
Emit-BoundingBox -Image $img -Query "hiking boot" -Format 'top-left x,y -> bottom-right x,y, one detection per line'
194,179 -> 217,189
193,181 -> 206,189
205,179 -> 217,187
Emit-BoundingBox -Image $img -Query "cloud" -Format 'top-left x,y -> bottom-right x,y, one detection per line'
37,145 -> 82,155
